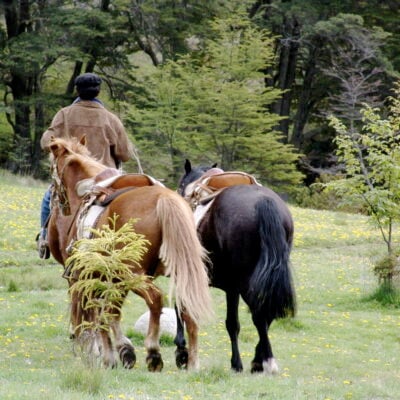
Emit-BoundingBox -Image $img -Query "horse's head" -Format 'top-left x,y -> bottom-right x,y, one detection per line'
177,159 -> 222,197
49,135 -> 90,173
49,136 -> 105,215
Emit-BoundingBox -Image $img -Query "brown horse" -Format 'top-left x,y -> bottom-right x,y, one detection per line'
47,137 -> 212,371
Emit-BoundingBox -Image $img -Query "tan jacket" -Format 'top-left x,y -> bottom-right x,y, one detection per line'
41,100 -> 134,168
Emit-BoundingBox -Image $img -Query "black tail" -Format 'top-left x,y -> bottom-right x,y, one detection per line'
247,198 -> 296,319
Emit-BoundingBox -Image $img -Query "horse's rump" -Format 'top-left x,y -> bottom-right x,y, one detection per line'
198,184 -> 295,317
96,186 -> 212,324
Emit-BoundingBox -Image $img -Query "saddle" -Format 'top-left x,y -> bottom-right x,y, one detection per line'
71,170 -> 164,245
185,171 -> 261,210
76,168 -> 163,203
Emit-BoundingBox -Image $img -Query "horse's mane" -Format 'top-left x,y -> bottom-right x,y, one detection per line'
52,137 -> 107,177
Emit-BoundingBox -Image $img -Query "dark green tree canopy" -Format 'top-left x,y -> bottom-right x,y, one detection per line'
0,0 -> 399,193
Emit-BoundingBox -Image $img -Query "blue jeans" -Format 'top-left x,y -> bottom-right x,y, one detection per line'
40,186 -> 52,229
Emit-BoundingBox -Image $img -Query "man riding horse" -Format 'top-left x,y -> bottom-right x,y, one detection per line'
37,72 -> 135,258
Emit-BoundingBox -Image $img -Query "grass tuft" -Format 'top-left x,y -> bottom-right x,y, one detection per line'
365,283 -> 400,308
125,327 -> 175,347
273,317 -> 306,331
7,279 -> 19,292
61,365 -> 104,394
191,365 -> 231,384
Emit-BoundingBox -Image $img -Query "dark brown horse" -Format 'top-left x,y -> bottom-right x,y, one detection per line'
47,138 -> 212,370
176,160 -> 296,374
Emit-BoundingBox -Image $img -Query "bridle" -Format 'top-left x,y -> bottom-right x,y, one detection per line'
51,156 -> 71,216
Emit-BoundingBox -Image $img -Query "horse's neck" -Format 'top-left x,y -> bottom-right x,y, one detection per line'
65,168 -> 98,208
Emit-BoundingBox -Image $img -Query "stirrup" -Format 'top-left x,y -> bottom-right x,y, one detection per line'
36,232 -> 50,260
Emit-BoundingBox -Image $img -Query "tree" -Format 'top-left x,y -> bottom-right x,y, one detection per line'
317,14 -> 390,120
298,13 -> 391,180
127,9 -> 303,191
326,85 -> 400,287
250,1 -> 397,183
120,0 -> 233,66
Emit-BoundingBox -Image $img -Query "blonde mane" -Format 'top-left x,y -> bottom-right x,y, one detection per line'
52,137 -> 107,177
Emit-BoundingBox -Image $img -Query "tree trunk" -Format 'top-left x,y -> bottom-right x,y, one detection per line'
272,16 -> 300,142
290,41 -> 321,149
32,75 -> 46,177
66,61 -> 83,95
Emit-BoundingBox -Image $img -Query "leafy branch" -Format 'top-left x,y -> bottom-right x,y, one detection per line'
66,215 -> 151,333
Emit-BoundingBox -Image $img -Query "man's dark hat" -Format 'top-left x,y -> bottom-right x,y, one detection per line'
75,73 -> 102,90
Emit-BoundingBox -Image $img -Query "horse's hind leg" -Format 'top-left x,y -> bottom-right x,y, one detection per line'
251,313 -> 278,374
174,305 -> 189,369
179,309 -> 199,370
226,291 -> 243,372
136,284 -> 164,372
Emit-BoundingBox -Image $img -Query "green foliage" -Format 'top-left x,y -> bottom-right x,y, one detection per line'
66,215 -> 151,333
0,96 -> 14,164
326,83 -> 400,284
293,184 -> 342,211
127,9 -> 303,191
115,0 -> 237,62
0,1 -> 135,175
328,107 -> 400,229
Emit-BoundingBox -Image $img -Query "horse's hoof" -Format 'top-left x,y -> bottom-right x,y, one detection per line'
251,359 -> 279,374
250,361 -> 263,373
263,358 -> 279,375
231,365 -> 243,373
146,350 -> 163,372
175,347 -> 189,369
118,345 -> 136,369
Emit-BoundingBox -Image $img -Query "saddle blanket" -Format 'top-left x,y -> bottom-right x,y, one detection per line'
77,204 -> 105,239
193,201 -> 213,227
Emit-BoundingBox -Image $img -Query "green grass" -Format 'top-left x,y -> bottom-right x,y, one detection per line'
1,170 -> 400,399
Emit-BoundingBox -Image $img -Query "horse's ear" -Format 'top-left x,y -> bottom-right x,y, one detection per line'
211,163 -> 218,168
184,159 -> 192,174
79,135 -> 86,146
49,136 -> 61,158
49,136 -> 68,159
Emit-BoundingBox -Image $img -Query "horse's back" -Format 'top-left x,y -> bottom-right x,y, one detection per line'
100,184 -> 176,222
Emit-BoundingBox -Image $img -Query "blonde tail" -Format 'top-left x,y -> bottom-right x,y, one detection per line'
156,192 -> 213,325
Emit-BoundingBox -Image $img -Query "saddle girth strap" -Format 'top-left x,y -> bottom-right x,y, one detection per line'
97,186 -> 138,207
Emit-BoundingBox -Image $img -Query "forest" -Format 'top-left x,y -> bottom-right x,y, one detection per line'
1,0 -> 399,197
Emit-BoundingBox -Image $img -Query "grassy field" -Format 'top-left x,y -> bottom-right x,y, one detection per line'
0,169 -> 399,400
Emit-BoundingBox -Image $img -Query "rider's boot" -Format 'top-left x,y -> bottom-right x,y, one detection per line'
36,229 -> 50,259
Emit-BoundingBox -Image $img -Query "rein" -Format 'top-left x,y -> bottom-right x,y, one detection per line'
51,158 -> 71,216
